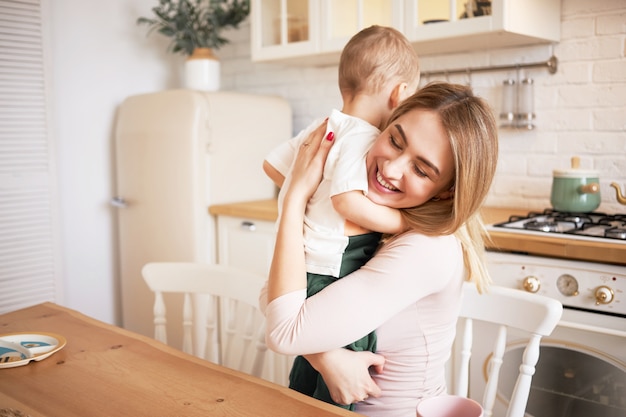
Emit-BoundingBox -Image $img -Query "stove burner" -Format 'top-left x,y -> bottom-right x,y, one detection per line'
560,214 -> 592,228
524,220 -> 560,232
494,209 -> 626,242
605,228 -> 626,240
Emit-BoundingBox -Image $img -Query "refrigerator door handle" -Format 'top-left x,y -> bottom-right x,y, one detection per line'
110,197 -> 128,208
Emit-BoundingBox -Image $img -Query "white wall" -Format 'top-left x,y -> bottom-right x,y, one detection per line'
49,0 -> 626,324
49,0 -> 182,324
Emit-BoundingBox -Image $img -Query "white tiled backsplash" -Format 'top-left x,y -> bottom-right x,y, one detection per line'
218,0 -> 626,214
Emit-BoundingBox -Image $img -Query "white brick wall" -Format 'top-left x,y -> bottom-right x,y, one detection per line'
218,0 -> 626,213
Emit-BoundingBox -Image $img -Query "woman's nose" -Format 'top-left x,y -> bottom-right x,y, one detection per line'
382,157 -> 404,179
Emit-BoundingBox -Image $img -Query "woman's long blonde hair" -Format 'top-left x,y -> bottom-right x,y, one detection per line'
388,82 -> 498,291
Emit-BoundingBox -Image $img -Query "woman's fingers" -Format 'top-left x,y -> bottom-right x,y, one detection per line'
310,349 -> 383,405
309,126 -> 334,170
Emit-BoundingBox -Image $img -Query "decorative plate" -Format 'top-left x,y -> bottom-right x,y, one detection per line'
0,332 -> 66,368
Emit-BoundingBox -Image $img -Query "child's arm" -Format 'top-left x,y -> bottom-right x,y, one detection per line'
332,190 -> 406,234
263,160 -> 285,188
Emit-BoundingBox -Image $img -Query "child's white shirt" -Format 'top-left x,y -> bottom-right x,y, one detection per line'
265,109 -> 380,277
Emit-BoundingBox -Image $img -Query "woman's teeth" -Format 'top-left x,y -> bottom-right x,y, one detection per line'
376,171 -> 398,191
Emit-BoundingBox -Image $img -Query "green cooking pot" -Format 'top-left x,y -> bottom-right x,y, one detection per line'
550,157 -> 600,213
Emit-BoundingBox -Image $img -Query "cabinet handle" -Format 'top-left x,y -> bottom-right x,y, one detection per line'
240,221 -> 256,231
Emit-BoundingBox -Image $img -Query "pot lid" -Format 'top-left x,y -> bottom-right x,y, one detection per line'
553,156 -> 600,178
553,168 -> 600,178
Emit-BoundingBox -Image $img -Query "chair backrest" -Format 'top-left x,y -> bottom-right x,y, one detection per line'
454,282 -> 563,417
141,262 -> 292,385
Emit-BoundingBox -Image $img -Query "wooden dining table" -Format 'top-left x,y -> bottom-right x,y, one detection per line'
0,303 -> 362,417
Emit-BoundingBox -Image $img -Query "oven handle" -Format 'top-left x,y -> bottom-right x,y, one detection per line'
559,320 -> 626,338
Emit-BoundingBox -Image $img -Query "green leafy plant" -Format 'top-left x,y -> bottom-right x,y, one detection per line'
138,0 -> 250,56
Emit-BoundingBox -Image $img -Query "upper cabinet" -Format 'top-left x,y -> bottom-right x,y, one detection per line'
403,0 -> 560,55
250,0 -> 560,64
251,0 -> 318,62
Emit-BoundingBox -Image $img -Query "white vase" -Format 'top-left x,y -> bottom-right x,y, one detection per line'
184,48 -> 220,91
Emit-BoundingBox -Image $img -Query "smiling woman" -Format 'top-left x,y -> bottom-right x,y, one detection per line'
262,82 -> 499,417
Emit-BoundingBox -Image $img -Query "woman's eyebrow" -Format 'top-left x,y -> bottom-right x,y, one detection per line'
394,123 -> 441,178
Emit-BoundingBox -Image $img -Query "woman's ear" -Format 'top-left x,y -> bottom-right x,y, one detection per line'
433,185 -> 455,201
388,82 -> 408,109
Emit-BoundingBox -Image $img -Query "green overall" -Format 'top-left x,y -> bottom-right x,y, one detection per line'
288,232 -> 382,410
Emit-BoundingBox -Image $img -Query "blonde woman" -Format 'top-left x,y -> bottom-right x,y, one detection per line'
261,82 -> 498,417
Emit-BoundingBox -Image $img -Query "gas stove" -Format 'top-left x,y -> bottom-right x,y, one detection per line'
478,209 -> 626,417
491,209 -> 626,243
484,208 -> 626,316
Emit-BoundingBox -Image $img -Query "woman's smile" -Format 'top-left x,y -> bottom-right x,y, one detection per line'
375,170 -> 399,192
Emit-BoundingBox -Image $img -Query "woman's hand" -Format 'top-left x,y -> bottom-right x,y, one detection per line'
282,120 -> 334,206
305,349 -> 385,405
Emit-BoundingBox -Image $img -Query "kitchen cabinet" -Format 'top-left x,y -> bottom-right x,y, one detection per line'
213,210 -> 295,386
403,0 -> 560,55
215,215 -> 276,276
251,0 -> 404,64
251,0 -> 560,64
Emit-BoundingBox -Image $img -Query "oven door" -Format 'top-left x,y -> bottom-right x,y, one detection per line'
464,321 -> 626,417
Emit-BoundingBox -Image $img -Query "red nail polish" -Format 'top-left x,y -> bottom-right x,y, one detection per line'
326,132 -> 334,141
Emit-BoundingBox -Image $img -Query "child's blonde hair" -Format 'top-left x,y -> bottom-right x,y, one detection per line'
338,25 -> 420,99
389,82 -> 499,292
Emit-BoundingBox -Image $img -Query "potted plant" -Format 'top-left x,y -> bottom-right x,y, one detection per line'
138,0 -> 250,90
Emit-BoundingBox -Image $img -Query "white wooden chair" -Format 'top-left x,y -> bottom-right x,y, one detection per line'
453,282 -> 563,417
141,262 -> 292,385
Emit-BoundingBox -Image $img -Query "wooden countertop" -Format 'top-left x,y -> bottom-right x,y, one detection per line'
0,303 -> 362,417
209,200 -> 626,266
209,199 -> 279,221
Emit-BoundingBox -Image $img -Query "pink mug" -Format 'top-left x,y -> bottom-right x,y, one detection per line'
416,395 -> 483,417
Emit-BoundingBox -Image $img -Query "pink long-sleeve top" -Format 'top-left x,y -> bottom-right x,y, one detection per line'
262,231 -> 465,417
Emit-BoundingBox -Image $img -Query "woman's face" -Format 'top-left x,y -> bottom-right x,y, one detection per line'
365,109 -> 455,209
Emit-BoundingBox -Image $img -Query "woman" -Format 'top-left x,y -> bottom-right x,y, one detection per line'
262,82 -> 498,417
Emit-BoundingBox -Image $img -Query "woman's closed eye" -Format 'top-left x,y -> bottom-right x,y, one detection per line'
412,163 -> 428,178
389,134 -> 402,150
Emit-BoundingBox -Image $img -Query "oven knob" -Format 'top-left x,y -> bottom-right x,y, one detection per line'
522,276 -> 540,293
594,286 -> 614,305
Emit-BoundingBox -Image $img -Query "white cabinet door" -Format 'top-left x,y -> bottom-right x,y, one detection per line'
250,0 -> 319,62
251,0 -> 403,64
319,0 -> 405,52
251,0 -> 560,63
0,0 -> 63,314
403,0 -> 560,55
215,215 -> 276,276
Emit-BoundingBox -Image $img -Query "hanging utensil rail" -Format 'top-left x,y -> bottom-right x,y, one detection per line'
421,55 -> 557,78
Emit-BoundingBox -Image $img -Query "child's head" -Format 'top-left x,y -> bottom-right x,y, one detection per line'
338,25 -> 420,104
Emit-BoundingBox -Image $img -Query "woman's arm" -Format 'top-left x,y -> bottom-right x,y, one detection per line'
266,231 -> 462,354
267,121 -> 334,302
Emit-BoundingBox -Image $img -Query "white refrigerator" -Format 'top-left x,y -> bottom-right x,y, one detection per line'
112,90 -> 291,344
